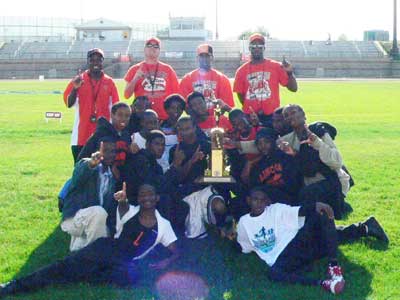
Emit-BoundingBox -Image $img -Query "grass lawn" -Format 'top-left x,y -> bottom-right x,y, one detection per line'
0,79 -> 399,300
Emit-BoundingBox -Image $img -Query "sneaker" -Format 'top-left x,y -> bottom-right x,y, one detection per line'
0,280 -> 18,297
327,265 -> 344,281
322,278 -> 345,295
363,216 -> 389,244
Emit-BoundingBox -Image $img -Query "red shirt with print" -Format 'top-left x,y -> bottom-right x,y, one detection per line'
124,61 -> 180,120
233,59 -> 288,115
180,68 -> 234,113
63,71 -> 119,146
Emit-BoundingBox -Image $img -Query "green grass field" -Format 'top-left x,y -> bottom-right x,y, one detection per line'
0,79 -> 399,300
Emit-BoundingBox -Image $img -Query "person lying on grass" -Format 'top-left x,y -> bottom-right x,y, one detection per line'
236,186 -> 389,295
0,183 -> 179,297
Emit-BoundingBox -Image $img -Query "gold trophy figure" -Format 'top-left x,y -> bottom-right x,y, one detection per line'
197,94 -> 235,183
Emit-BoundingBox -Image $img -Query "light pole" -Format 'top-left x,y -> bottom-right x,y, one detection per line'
390,0 -> 399,59
215,0 -> 219,40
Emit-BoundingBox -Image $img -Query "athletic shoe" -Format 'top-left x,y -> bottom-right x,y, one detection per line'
321,277 -> 345,295
327,265 -> 344,281
363,216 -> 389,244
0,280 -> 18,297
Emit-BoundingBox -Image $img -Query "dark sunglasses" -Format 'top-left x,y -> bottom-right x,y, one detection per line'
249,44 -> 265,50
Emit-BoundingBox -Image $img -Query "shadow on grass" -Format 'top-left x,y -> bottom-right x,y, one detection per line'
224,245 -> 373,300
9,229 -> 232,300
10,227 -> 155,300
9,227 -> 376,300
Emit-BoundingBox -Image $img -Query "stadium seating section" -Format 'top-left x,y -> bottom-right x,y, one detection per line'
0,39 -> 399,79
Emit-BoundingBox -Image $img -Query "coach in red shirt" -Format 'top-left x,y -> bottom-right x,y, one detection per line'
233,33 -> 297,127
180,44 -> 234,114
64,48 -> 119,163
124,37 -> 180,120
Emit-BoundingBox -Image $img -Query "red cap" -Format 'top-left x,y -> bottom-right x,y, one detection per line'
197,44 -> 213,55
249,33 -> 265,44
145,37 -> 161,47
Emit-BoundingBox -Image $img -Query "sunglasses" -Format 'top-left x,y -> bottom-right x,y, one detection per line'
146,44 -> 160,49
249,44 -> 265,50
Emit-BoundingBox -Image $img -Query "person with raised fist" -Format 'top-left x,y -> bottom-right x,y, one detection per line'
63,48 -> 120,163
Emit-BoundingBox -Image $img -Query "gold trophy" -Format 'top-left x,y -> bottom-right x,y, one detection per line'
197,97 -> 235,183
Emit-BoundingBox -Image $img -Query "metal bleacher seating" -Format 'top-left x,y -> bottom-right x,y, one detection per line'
67,40 -> 129,59
0,42 -> 22,59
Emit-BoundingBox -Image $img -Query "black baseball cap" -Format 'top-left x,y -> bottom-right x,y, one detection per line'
87,48 -> 105,59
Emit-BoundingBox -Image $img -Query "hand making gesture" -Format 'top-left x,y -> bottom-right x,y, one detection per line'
89,141 -> 104,168
114,182 -> 127,203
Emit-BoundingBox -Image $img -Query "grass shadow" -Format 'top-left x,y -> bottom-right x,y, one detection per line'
7,226 -> 379,300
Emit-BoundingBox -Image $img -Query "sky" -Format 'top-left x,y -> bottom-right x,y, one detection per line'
2,0 -> 397,40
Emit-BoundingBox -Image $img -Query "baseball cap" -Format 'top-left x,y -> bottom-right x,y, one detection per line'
249,33 -> 265,44
145,37 -> 161,46
197,44 -> 213,55
87,48 -> 104,59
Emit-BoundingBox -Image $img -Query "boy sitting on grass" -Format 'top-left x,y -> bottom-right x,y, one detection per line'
0,183 -> 179,297
61,139 -> 119,251
237,187 -> 389,295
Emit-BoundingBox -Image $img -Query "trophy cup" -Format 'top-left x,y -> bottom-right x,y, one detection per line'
197,98 -> 235,183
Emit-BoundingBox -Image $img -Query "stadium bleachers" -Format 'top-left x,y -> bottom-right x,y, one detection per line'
68,40 -> 130,59
18,41 -> 71,59
0,39 -> 397,79
0,41 -> 22,59
0,39 -> 386,61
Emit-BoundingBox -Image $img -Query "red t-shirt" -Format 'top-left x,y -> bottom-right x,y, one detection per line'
197,114 -> 232,137
124,61 -> 180,120
180,68 -> 234,113
233,59 -> 288,115
233,126 -> 260,161
63,71 -> 119,146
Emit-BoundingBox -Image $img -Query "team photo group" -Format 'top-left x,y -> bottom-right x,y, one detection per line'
0,33 -> 390,298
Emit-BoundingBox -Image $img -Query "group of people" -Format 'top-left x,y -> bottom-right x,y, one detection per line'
1,34 -> 389,297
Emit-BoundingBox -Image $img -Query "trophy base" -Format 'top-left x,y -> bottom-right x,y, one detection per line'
195,176 -> 236,184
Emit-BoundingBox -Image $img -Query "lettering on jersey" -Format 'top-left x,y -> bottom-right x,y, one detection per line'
258,163 -> 284,186
246,71 -> 271,101
142,71 -> 167,93
252,226 -> 276,253
192,80 -> 217,108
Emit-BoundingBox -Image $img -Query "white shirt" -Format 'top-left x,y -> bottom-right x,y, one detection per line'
98,164 -> 112,207
114,205 -> 177,260
237,203 -> 305,266
133,132 -> 147,149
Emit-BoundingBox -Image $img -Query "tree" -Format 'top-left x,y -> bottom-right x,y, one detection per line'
338,34 -> 348,41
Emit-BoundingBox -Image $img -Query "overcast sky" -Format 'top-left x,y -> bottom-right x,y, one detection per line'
3,0 -> 397,40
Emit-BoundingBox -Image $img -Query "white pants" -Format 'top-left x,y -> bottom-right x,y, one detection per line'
183,186 -> 215,239
61,206 -> 109,251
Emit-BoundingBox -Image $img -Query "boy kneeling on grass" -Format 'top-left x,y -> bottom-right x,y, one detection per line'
0,183 -> 179,297
236,187 -> 388,295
